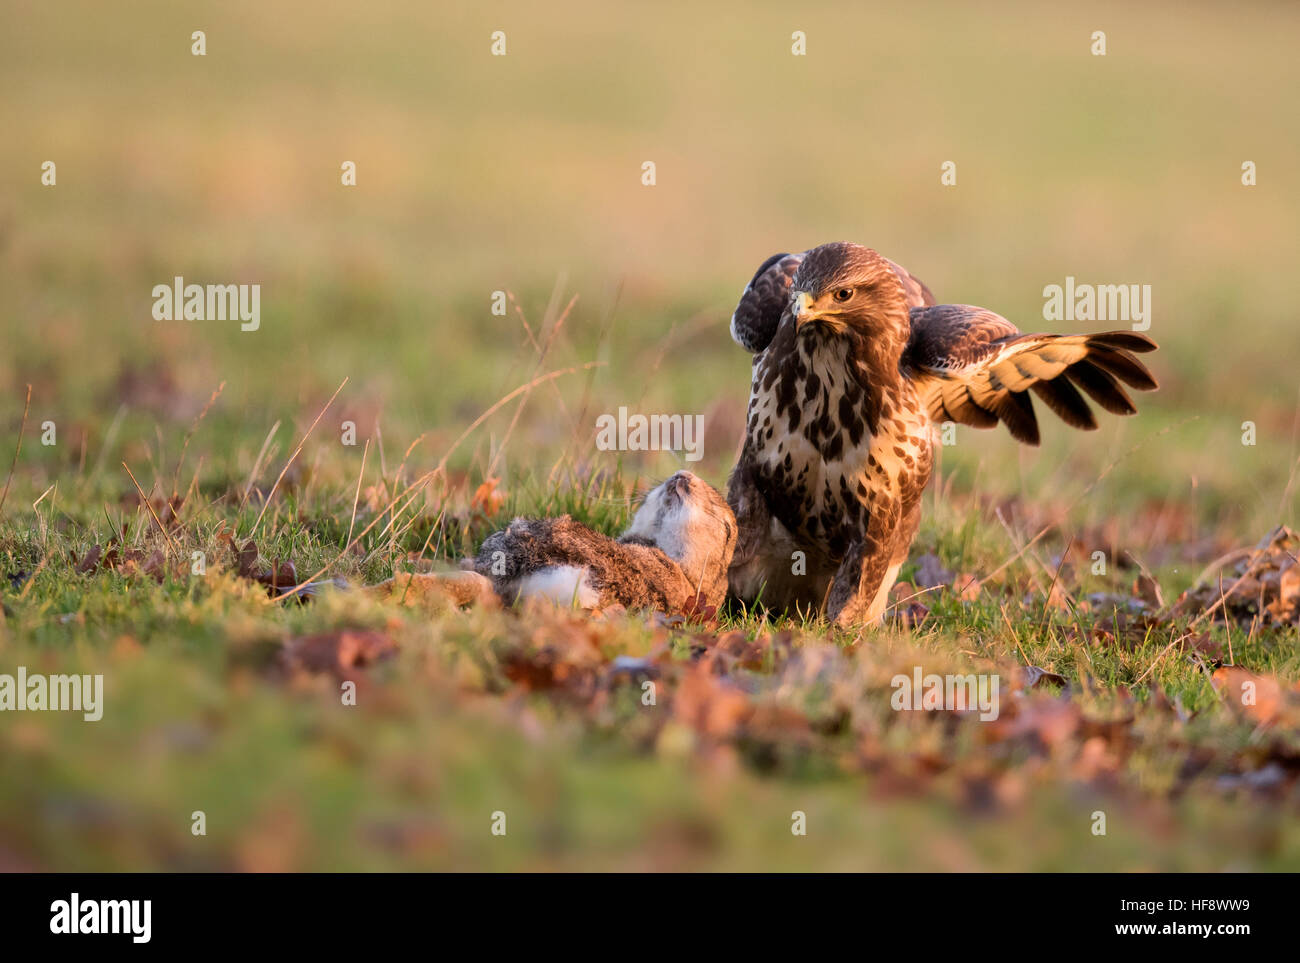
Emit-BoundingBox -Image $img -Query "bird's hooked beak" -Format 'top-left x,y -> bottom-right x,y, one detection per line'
791,291 -> 815,325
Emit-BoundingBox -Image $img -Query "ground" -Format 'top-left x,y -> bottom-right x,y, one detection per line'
1,0 -> 1298,871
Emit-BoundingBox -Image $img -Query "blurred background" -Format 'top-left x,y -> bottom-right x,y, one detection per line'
1,0 -> 1299,870
4,0 -> 1299,516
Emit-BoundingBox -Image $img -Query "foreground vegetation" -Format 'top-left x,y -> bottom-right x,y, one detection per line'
1,382 -> 1297,870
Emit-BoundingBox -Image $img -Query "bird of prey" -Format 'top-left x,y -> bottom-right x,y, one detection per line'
726,242 -> 1158,626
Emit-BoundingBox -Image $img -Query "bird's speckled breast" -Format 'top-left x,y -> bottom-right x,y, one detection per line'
747,330 -> 932,560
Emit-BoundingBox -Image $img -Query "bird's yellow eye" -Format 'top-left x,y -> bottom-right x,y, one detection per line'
833,288 -> 853,303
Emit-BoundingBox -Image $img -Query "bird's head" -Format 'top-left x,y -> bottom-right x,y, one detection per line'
788,242 -> 909,348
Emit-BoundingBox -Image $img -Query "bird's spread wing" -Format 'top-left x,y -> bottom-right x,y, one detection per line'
903,304 -> 1158,445
729,253 -> 803,352
730,250 -> 936,353
886,257 -> 937,315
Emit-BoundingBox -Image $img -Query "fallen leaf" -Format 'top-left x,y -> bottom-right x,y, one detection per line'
1017,665 -> 1069,692
279,628 -> 399,678
952,573 -> 981,601
470,476 -> 506,518
73,545 -> 102,575
1211,666 -> 1285,726
672,663 -> 752,739
681,592 -> 719,626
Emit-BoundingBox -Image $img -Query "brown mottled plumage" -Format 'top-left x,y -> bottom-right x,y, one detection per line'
470,471 -> 736,612
730,249 -> 935,353
727,242 -> 1158,626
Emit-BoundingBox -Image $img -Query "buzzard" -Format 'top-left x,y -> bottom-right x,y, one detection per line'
726,242 -> 1158,626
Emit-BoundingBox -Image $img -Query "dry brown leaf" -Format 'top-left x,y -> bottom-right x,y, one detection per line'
1176,526 -> 1300,626
279,628 -> 399,679
1211,666 -> 1285,726
470,476 -> 506,518
73,545 -> 102,574
672,663 -> 752,739
1133,572 -> 1163,608
1017,665 -> 1069,692
888,580 -> 930,629
985,695 -> 1080,749
680,592 -> 720,626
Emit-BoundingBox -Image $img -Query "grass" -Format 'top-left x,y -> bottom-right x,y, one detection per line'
1,0 -> 1298,871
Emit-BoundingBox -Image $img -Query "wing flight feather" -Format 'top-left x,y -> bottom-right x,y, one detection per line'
904,304 -> 1158,445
